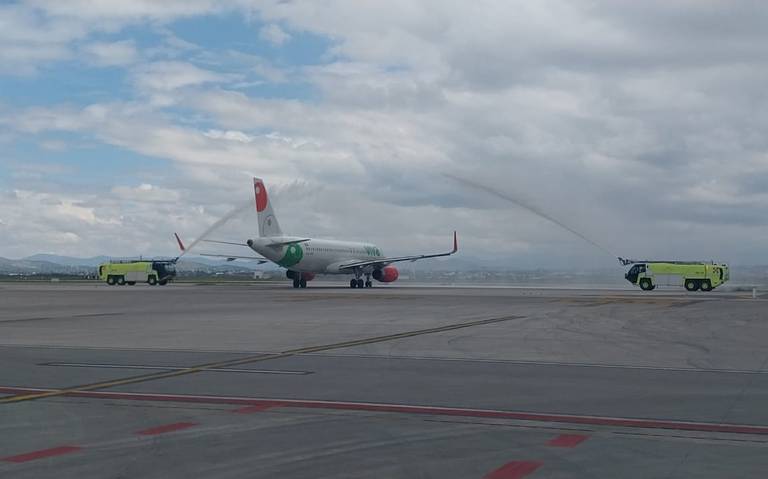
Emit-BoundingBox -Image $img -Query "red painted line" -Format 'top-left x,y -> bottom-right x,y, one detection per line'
3,445 -> 81,463
3,386 -> 768,436
484,461 -> 542,479
136,422 -> 197,436
547,433 -> 589,447
233,401 -> 286,414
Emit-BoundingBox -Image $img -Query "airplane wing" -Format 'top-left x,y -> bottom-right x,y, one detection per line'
338,232 -> 457,271
198,253 -> 269,264
175,234 -> 269,264
203,239 -> 249,247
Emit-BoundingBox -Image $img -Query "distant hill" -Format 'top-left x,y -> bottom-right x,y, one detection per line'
0,257 -> 91,274
23,254 -> 111,267
0,254 -> 275,275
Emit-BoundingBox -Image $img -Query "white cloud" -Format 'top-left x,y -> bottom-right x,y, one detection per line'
3,1 -> 768,265
25,0 -> 227,22
204,129 -> 256,143
82,40 -> 139,66
132,61 -> 236,92
259,23 -> 291,45
112,183 -> 182,202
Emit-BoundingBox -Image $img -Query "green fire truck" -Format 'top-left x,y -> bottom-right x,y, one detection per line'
98,260 -> 177,286
623,260 -> 729,292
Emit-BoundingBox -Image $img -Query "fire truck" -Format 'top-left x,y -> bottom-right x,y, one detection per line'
621,259 -> 729,292
98,260 -> 177,286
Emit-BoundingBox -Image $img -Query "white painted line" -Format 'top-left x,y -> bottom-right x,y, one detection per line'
42,362 -> 311,375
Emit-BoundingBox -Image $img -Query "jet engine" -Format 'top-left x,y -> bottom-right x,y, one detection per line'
372,266 -> 399,283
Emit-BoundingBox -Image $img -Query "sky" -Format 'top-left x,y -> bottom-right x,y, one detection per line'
1,0 -> 767,268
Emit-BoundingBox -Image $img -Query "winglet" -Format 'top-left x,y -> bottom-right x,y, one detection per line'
174,233 -> 185,252
452,231 -> 458,254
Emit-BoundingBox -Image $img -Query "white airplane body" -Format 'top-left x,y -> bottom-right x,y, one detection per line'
191,178 -> 457,288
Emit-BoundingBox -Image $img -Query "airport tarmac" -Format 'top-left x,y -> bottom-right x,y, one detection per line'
1,282 -> 767,478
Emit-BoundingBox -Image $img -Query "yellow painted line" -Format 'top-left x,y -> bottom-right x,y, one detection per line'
0,315 -> 522,405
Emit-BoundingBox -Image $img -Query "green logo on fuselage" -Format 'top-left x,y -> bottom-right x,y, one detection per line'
277,244 -> 304,267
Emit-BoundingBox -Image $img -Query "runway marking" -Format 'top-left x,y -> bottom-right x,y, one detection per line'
233,402 -> 286,414
0,314 -> 522,405
2,386 -> 768,436
2,445 -> 82,463
483,461 -> 542,479
14,344 -> 768,376
136,422 -> 198,436
0,312 -> 125,324
41,362 -> 312,375
547,433 -> 589,447
264,352 -> 768,376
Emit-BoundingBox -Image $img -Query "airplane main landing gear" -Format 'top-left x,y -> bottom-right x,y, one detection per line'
350,270 -> 371,289
350,274 -> 368,289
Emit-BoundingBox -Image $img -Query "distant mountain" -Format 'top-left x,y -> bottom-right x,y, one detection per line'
0,254 -> 276,275
0,257 -> 92,274
23,254 -> 111,267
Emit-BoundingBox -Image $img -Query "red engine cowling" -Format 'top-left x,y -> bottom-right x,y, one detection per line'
372,266 -> 399,283
301,272 -> 315,281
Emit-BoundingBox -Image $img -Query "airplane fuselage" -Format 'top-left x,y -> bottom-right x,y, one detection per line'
248,236 -> 386,274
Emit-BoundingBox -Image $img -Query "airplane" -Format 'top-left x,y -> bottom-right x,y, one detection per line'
180,178 -> 458,289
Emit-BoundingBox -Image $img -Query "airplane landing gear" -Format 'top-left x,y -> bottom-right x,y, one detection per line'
350,270 -> 369,289
293,278 -> 301,288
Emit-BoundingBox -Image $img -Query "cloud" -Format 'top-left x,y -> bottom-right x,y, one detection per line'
259,23 -> 291,45
112,183 -> 182,202
132,61 -> 236,92
3,1 -> 768,266
24,0 -> 228,22
82,40 -> 139,67
204,129 -> 256,143
0,4 -> 82,74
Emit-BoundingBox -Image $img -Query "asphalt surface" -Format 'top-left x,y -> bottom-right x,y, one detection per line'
1,282 -> 767,478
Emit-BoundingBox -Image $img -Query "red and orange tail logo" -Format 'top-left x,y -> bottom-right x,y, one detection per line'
254,179 -> 268,212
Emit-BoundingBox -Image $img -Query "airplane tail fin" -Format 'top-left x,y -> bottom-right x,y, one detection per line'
254,178 -> 282,237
